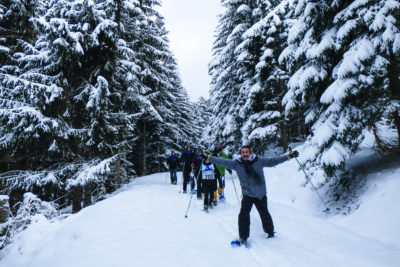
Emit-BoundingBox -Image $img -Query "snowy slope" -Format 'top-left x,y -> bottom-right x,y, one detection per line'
1,163 -> 399,267
328,166 -> 400,249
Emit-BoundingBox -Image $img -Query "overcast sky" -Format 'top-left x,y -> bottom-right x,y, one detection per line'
158,0 -> 224,102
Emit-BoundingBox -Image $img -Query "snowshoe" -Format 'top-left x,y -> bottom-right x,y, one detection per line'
231,239 -> 248,248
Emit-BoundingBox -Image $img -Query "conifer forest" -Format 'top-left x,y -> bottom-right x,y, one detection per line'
0,0 -> 399,245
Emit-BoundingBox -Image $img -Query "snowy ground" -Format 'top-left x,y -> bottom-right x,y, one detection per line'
1,159 -> 400,267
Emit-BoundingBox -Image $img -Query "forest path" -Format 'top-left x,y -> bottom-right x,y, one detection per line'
1,172 -> 399,267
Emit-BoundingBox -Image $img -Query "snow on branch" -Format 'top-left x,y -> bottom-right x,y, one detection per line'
0,193 -> 58,249
0,170 -> 62,194
321,141 -> 350,167
66,156 -> 119,189
0,107 -> 64,148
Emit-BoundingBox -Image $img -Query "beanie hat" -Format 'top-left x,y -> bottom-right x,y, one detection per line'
214,142 -> 223,150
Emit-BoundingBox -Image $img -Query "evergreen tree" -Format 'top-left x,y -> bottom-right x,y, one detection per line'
281,0 -> 400,178
197,96 -> 213,149
208,0 -> 257,155
128,0 -> 200,175
335,0 -> 400,153
239,0 -> 299,154
0,0 -> 199,211
0,0 -> 73,208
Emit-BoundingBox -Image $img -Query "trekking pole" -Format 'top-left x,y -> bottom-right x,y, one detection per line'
165,171 -> 168,184
184,160 -> 203,218
230,173 -> 241,207
288,147 -> 330,212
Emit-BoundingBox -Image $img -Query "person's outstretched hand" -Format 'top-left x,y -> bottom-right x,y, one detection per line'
287,150 -> 299,159
201,152 -> 210,161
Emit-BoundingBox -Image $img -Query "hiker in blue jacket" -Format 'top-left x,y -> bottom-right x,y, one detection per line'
167,151 -> 179,184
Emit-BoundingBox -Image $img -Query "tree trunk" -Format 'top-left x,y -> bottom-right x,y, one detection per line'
280,120 -> 288,153
115,153 -> 121,190
72,186 -> 82,213
142,123 -> 147,175
393,111 -> 400,150
388,52 -> 400,149
83,183 -> 92,208
157,146 -> 161,172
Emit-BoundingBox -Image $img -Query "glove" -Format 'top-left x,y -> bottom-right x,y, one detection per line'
227,169 -> 232,174
287,150 -> 299,159
201,152 -> 210,161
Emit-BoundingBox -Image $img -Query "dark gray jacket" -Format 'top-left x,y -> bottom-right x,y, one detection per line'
209,154 -> 288,199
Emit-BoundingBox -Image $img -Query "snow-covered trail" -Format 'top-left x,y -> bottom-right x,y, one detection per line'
1,172 -> 399,267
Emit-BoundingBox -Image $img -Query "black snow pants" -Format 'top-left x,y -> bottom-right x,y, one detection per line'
238,195 -> 274,240
202,179 -> 215,206
182,166 -> 191,193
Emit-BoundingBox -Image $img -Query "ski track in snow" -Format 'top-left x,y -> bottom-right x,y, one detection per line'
0,172 -> 399,267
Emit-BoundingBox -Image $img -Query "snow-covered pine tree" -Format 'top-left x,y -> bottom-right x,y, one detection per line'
196,97 -> 213,150
319,0 -> 400,169
232,0 -> 272,154
239,0 -> 300,154
281,0 -> 400,179
1,0 -> 198,212
279,0 -> 344,180
0,0 -> 51,167
128,0 -> 201,175
27,0 -> 136,207
208,0 -> 257,155
0,0 -> 71,209
336,0 -> 400,154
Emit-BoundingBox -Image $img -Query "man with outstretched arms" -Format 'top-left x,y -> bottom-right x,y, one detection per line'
203,145 -> 298,246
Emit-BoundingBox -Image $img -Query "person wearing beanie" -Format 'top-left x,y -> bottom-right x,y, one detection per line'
167,151 -> 179,184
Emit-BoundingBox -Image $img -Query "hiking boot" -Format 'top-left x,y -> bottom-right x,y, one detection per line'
267,233 -> 275,238
239,238 -> 248,247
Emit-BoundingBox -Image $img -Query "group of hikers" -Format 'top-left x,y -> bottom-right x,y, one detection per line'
167,143 -> 229,209
167,142 -> 299,247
